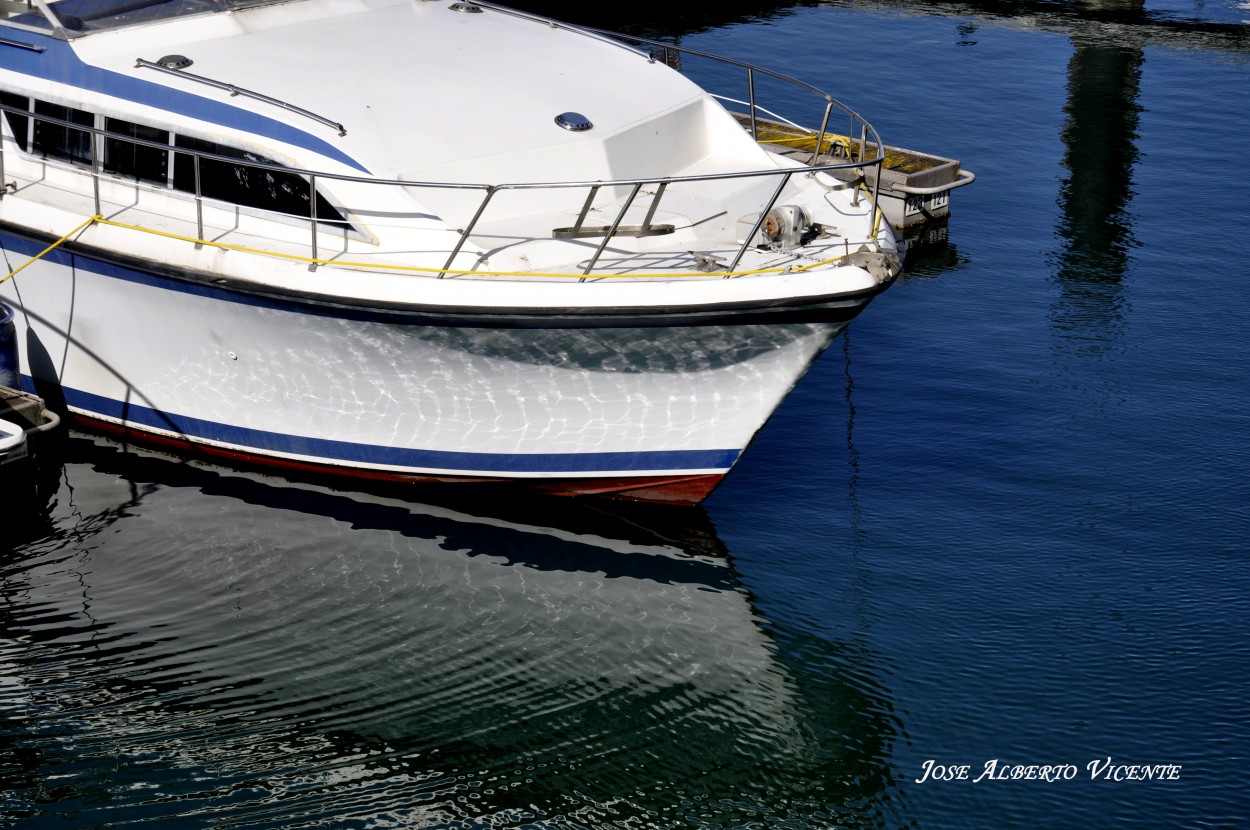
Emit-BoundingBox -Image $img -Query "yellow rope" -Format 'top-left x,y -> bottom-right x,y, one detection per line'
90,216 -> 853,279
0,212 -> 877,283
1,215 -> 101,285
867,187 -> 885,239
751,122 -> 855,157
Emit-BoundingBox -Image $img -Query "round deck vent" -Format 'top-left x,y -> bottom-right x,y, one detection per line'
156,54 -> 193,70
448,2 -> 482,12
555,112 -> 593,132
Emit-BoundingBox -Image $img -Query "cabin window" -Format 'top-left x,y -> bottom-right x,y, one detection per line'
103,118 -> 170,185
0,92 -> 30,151
0,93 -> 349,229
172,135 -> 346,226
32,100 -> 93,167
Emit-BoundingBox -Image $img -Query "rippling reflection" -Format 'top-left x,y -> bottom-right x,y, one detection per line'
1049,30 -> 1144,355
2,437 -> 901,827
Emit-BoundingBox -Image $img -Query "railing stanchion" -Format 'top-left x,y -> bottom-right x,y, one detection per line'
439,185 -> 495,278
193,153 -> 204,249
870,142 -> 884,240
91,130 -> 101,216
582,182 -> 642,280
572,185 -> 599,234
639,181 -> 668,232
810,99 -> 833,165
747,67 -> 758,142
308,173 -> 319,270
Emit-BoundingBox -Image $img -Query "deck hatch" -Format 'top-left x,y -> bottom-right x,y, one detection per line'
555,112 -> 593,132
156,54 -> 192,70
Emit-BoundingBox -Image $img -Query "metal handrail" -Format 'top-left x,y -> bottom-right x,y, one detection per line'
0,36 -> 43,51
134,58 -> 347,136
886,168 -> 977,195
0,103 -> 885,277
0,104 -> 880,197
0,24 -> 889,280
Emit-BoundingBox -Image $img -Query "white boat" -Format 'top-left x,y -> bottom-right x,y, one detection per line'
0,0 -> 903,504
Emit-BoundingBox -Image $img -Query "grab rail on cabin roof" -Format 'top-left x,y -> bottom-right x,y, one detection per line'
0,32 -> 887,279
134,58 -> 347,137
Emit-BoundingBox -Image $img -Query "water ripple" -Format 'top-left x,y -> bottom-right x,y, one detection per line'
2,437 -> 905,828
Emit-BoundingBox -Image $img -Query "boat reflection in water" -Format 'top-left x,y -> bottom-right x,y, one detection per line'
2,437 -> 902,828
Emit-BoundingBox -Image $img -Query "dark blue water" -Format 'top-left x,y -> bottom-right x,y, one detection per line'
4,2 -> 1250,827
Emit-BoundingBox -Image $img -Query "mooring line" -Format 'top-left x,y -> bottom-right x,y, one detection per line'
0,215 -> 102,285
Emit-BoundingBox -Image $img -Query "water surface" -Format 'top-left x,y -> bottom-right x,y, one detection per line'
4,1 -> 1250,827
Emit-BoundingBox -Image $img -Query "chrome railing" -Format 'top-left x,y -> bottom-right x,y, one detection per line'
0,26 -> 886,279
134,58 -> 347,137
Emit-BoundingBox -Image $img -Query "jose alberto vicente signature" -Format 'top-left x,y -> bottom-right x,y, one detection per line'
915,758 -> 1183,784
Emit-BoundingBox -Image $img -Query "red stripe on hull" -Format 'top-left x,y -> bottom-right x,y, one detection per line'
71,414 -> 725,506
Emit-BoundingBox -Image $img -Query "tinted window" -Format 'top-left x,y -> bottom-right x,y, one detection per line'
104,118 -> 169,184
173,135 -> 344,224
0,95 -> 347,228
32,100 -> 93,166
0,92 -> 30,152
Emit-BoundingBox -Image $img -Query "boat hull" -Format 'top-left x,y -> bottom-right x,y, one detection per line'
1,228 -> 878,504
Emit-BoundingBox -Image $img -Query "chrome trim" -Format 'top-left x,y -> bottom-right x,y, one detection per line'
554,112 -> 593,132
134,58 -> 347,137
0,36 -> 44,52
887,168 -> 978,195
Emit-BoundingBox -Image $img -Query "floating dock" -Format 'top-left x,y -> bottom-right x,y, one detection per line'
0,385 -> 60,469
1,301 -> 62,472
739,114 -> 976,247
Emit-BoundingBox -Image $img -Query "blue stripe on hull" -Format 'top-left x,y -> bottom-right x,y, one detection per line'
30,378 -> 740,475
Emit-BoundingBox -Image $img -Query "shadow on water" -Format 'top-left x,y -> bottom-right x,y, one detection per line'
498,0 -> 823,37
1048,29 -> 1144,354
506,0 -> 1249,51
900,226 -> 972,280
812,0 -> 1250,53
2,435 -> 905,828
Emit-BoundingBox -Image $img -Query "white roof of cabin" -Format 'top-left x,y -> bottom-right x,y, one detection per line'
66,0 -> 727,182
